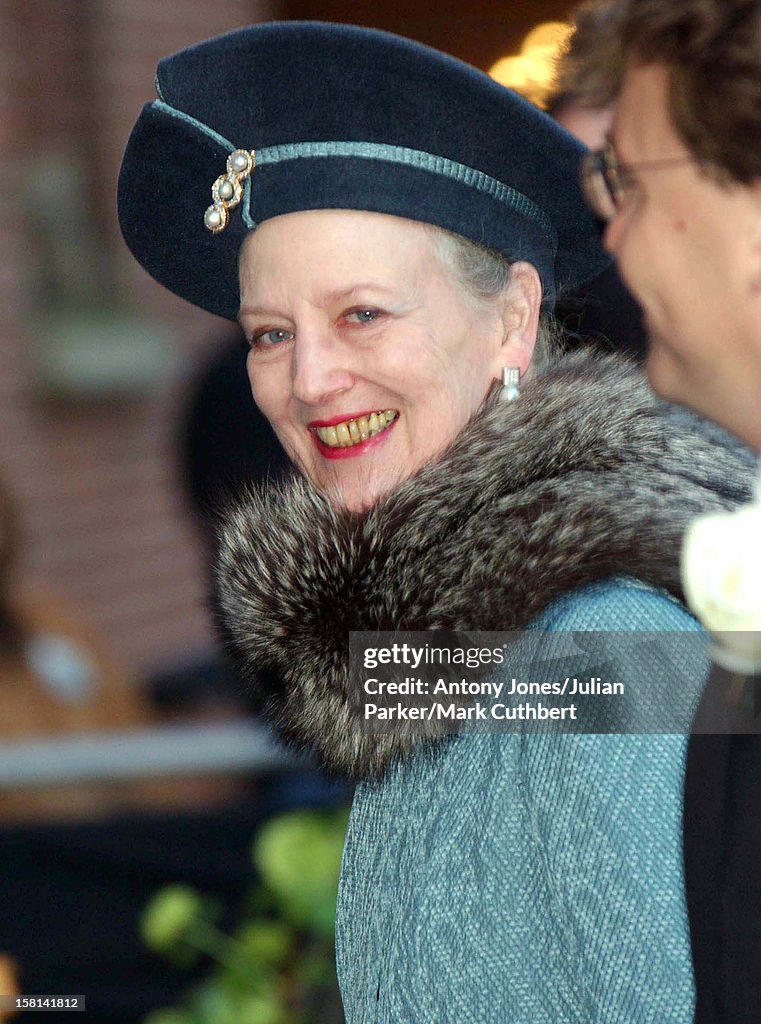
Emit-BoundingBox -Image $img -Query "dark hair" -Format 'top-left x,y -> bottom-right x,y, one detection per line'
576,0 -> 761,183
548,0 -> 626,115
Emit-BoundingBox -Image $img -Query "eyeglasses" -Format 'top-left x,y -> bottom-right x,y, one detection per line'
581,141 -> 695,221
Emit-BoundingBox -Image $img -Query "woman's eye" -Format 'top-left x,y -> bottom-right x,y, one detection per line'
251,328 -> 294,347
345,309 -> 381,324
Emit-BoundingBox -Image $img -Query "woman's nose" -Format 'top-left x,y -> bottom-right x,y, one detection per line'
291,330 -> 355,406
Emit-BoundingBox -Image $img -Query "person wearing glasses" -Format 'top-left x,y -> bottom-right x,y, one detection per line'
117,22 -> 755,1021
577,1 -> 761,1020
579,0 -> 761,451
546,0 -> 650,359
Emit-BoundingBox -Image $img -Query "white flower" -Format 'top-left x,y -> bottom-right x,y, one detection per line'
681,499 -> 761,671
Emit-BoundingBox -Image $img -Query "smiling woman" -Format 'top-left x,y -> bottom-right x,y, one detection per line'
238,210 -> 540,510
116,20 -> 756,1024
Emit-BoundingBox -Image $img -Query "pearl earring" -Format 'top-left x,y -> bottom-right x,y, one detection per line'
500,367 -> 520,402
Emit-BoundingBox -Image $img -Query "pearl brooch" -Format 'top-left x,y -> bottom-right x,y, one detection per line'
204,148 -> 256,234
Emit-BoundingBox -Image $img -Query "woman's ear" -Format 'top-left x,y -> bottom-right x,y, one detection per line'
491,261 -> 543,379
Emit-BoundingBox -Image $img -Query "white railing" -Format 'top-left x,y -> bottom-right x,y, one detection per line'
0,721 -> 295,788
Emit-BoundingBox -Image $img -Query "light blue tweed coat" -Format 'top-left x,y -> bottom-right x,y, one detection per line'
216,355 -> 754,1021
337,580 -> 704,1023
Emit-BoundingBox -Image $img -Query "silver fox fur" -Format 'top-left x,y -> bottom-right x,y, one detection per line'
216,352 -> 755,779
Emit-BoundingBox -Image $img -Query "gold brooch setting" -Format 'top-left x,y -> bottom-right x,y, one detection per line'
204,149 -> 256,233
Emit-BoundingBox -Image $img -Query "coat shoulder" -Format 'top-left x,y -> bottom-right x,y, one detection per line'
531,576 -> 703,633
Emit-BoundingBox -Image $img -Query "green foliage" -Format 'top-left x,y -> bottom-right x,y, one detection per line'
139,807 -> 349,1024
142,1012 -> 195,1024
141,886 -> 206,953
254,809 -> 349,938
236,921 -> 292,967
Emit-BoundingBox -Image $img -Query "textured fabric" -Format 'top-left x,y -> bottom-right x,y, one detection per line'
337,580 -> 702,1023
211,352 -> 752,1019
684,464 -> 761,1023
117,21 -> 610,320
216,352 -> 755,778
683,732 -> 761,1024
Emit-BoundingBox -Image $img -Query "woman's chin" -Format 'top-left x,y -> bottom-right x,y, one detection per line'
316,461 -> 409,513
323,477 -> 394,513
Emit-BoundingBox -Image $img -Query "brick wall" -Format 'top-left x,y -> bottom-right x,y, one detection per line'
0,0 -> 279,677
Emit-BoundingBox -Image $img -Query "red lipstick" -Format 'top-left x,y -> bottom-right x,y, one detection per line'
310,416 -> 398,460
307,410 -> 380,428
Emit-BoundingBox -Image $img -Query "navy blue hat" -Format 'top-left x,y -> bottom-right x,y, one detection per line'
118,21 -> 608,320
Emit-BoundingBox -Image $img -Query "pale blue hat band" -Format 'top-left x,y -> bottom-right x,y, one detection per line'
153,99 -> 558,254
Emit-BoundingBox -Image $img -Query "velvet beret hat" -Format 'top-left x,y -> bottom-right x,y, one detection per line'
118,21 -> 609,320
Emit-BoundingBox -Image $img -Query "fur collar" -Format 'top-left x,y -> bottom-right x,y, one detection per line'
216,352 -> 754,779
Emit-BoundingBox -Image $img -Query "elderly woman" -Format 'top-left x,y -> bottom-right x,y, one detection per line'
118,22 -> 754,1022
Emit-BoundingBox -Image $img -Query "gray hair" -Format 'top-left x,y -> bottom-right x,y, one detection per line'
426,225 -> 560,375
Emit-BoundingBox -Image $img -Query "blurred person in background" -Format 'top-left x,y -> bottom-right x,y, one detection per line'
118,22 -> 755,1021
547,0 -> 618,150
578,1 -> 761,1019
0,474 -> 150,821
179,327 -> 289,555
548,0 -> 648,357
0,476 -> 243,822
579,0 -> 761,449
